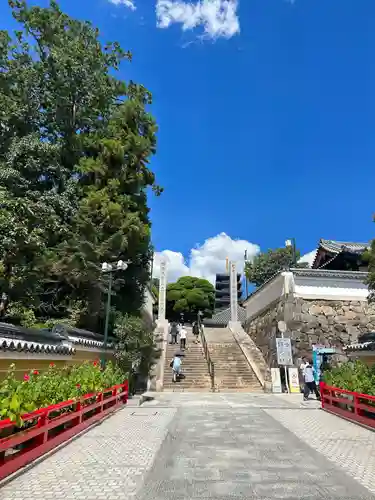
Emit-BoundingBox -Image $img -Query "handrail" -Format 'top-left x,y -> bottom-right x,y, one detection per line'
199,324 -> 215,391
320,382 -> 375,429
0,381 -> 128,480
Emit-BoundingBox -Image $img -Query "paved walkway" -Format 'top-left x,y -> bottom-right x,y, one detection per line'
1,393 -> 375,499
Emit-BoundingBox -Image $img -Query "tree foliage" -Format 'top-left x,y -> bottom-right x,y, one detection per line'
166,276 -> 215,321
114,314 -> 159,379
0,0 -> 160,333
245,247 -> 307,288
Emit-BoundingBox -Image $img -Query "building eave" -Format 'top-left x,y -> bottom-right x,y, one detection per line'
290,268 -> 368,281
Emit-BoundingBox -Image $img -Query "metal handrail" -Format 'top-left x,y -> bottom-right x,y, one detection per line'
199,324 -> 215,391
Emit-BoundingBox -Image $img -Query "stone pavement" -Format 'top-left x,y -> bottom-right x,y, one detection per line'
1,393 -> 374,499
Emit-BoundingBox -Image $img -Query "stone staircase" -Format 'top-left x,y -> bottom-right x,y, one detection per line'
163,330 -> 212,391
205,327 -> 262,392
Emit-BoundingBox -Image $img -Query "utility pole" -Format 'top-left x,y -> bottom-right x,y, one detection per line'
285,238 -> 297,267
244,250 -> 249,299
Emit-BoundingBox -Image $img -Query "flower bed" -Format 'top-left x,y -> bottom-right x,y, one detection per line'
0,361 -> 128,480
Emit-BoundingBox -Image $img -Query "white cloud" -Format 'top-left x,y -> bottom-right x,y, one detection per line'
156,0 -> 240,39
108,0 -> 136,10
299,249 -> 317,268
153,250 -> 189,283
153,232 -> 259,284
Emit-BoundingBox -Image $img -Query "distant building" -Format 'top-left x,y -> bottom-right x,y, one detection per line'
312,239 -> 369,271
215,273 -> 242,311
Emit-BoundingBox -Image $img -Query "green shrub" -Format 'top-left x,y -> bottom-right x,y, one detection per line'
0,361 -> 126,426
323,360 -> 375,395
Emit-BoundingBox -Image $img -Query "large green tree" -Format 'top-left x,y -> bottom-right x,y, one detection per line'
245,247 -> 307,288
0,0 -> 160,331
166,276 -> 215,321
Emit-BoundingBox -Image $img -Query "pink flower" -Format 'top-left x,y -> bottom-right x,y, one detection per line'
23,373 -> 30,381
33,370 -> 39,375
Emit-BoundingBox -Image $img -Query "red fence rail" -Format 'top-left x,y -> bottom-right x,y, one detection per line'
320,381 -> 375,429
0,380 -> 128,481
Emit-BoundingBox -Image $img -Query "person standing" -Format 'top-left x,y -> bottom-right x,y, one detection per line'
170,322 -> 178,344
303,360 -> 320,401
300,356 -> 309,393
180,326 -> 187,350
192,321 -> 200,344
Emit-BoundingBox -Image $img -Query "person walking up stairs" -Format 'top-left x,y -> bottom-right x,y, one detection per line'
163,328 -> 211,391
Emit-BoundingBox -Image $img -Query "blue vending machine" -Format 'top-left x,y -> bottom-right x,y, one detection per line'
312,345 -> 337,383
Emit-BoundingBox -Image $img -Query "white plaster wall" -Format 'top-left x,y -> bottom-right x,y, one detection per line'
244,271 -> 370,322
293,275 -> 369,301
244,273 -> 286,321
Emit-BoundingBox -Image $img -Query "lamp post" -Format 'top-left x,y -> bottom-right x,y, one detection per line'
101,260 -> 129,367
285,238 -> 297,268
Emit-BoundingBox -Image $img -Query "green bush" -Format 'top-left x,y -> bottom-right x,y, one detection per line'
0,361 -> 126,426
323,360 -> 375,395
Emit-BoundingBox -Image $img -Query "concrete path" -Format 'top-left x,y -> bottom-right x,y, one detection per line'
1,393 -> 374,499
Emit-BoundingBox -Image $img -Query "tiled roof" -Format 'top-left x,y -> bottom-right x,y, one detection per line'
0,322 -> 114,354
68,335 -> 114,349
0,337 -> 76,355
343,341 -> 375,352
312,239 -> 369,269
291,268 -> 368,280
205,305 -> 246,326
319,239 -> 368,255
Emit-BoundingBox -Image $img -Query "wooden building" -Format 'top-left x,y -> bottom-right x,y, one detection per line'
312,239 -> 369,271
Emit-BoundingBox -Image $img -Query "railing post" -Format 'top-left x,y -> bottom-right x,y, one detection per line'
75,401 -> 82,426
37,411 -> 48,445
320,382 -> 325,408
353,392 -> 359,416
98,392 -> 103,415
123,380 -> 128,404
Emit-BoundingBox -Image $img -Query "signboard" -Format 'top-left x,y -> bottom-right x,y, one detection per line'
276,337 -> 293,366
288,367 -> 300,393
230,261 -> 238,322
271,368 -> 282,393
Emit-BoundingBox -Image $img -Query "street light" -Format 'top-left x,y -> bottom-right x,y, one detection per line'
101,260 -> 129,366
285,238 -> 297,268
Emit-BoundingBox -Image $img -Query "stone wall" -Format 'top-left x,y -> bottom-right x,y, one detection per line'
288,298 -> 375,347
244,296 -> 375,367
244,300 -> 285,368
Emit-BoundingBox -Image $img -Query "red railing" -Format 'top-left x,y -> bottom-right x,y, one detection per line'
320,381 -> 375,429
0,381 -> 128,481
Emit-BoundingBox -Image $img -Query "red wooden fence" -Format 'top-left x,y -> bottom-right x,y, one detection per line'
0,381 -> 128,481
320,381 -> 375,429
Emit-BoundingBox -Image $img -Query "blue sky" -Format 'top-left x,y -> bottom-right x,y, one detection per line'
2,0 -> 375,281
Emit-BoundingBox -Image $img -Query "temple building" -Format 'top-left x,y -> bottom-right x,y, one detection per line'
214,273 -> 242,311
312,239 -> 369,271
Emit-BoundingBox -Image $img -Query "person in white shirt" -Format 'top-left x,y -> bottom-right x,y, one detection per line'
303,360 -> 320,401
180,327 -> 187,350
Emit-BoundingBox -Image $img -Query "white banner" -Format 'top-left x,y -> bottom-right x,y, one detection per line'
271,368 -> 282,393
